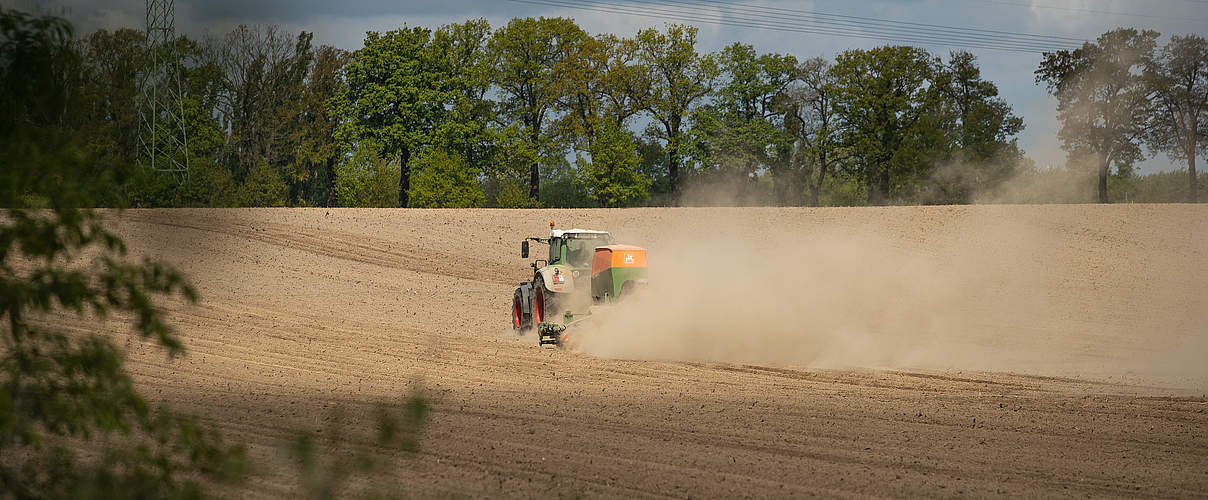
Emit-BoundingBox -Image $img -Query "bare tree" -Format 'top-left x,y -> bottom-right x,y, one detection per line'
205,25 -> 311,182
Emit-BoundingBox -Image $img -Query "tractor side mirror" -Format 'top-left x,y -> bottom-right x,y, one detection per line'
521,240 -> 529,258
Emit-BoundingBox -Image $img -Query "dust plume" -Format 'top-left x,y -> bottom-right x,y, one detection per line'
972,157 -> 1099,204
569,207 -> 1208,390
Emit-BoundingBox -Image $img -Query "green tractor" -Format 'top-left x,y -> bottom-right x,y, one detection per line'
512,222 -> 648,345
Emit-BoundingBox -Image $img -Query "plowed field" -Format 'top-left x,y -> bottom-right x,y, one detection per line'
91,205 -> 1207,497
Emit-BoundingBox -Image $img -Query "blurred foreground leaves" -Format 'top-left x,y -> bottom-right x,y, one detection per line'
291,393 -> 429,500
2,8 -> 428,499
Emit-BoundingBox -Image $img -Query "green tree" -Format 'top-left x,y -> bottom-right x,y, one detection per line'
689,43 -> 796,204
634,24 -> 718,201
575,120 -> 651,207
1145,34 -> 1208,203
234,161 -> 289,207
1,9 -> 247,496
408,150 -> 486,208
335,140 -> 401,208
784,57 -> 845,206
430,19 -> 497,174
293,45 -> 349,207
1037,28 -> 1159,203
494,179 -> 540,208
831,46 -> 939,205
928,51 -> 1025,203
489,17 -> 586,202
333,27 -> 448,207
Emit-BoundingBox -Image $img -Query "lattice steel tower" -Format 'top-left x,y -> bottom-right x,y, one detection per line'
139,0 -> 189,178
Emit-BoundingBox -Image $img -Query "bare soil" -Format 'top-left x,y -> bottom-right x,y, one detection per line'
87,205 -> 1208,497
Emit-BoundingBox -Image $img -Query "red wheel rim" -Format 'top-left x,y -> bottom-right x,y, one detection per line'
513,296 -> 522,327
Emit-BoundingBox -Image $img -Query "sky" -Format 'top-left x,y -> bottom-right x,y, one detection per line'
13,0 -> 1208,174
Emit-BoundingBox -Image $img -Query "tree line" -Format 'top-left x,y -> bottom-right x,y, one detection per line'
5,9 -> 1206,207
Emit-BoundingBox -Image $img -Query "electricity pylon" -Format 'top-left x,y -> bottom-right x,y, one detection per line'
138,0 -> 189,179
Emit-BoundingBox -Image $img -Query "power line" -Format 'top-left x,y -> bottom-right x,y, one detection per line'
510,0 -> 1077,52
691,0 -> 1088,43
663,0 -> 1083,50
965,0 -> 1208,24
506,0 -> 1083,53
510,0 -> 1082,53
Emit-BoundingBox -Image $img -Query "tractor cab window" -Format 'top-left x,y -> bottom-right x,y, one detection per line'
548,237 -> 561,264
564,238 -> 593,267
562,233 -> 613,268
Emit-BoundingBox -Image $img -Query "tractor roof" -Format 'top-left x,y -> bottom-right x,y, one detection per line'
550,228 -> 610,238
595,244 -> 644,252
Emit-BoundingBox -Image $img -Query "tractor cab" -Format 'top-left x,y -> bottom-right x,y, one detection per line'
548,229 -> 613,268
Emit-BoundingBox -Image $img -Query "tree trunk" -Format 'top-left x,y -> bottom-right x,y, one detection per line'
324,157 -> 337,207
667,121 -> 682,206
1098,153 -> 1109,204
1189,147 -> 1198,204
667,140 -> 681,206
398,147 -> 411,208
529,128 -> 541,203
809,165 -> 826,207
809,150 -> 829,207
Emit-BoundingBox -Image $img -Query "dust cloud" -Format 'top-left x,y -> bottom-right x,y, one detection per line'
569,207 -> 1208,390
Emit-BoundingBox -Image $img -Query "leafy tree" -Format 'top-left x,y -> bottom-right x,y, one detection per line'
335,141 -> 400,208
408,150 -> 485,208
634,24 -> 718,202
784,57 -> 845,206
489,17 -> 586,202
552,33 -> 645,147
1146,34 -> 1208,203
927,51 -> 1025,203
1,9 -> 247,497
552,33 -> 609,152
293,45 -> 349,207
943,52 -> 1025,160
635,130 -> 671,201
596,35 -> 648,127
690,43 -> 796,203
575,120 -> 651,207
831,46 -> 939,205
234,161 -> 289,207
1037,28 -> 1159,203
547,31 -> 649,208
335,27 -> 448,208
495,180 -> 540,208
430,19 -> 497,174
538,152 -> 590,208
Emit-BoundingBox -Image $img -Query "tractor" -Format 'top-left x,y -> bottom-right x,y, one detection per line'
512,222 -> 647,345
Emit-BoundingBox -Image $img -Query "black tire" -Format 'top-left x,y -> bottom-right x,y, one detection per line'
534,278 -> 548,325
512,288 -> 529,333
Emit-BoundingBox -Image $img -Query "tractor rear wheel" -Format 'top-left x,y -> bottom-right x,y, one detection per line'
534,279 -> 548,324
512,289 -> 529,333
